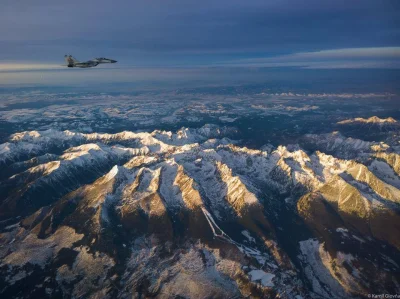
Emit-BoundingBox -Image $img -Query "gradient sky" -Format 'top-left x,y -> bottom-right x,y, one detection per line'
1,0 -> 400,87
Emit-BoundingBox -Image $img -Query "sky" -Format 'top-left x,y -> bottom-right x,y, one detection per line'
1,0 -> 400,87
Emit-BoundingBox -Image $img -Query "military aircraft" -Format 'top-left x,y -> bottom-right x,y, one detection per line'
64,55 -> 117,68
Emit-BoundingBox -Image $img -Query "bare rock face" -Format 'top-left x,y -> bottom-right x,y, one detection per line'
0,125 -> 399,298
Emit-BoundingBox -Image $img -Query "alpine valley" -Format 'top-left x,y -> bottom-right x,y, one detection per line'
0,88 -> 399,299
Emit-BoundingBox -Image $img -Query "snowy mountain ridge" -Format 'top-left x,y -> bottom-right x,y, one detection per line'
0,124 -> 399,298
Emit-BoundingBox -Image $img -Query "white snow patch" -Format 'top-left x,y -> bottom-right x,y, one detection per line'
241,230 -> 256,243
248,270 -> 275,287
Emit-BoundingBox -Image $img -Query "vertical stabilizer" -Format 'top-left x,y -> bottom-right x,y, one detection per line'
64,55 -> 79,66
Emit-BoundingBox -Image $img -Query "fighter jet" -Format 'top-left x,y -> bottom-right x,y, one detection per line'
64,55 -> 117,68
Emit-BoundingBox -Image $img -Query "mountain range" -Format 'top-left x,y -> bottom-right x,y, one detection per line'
0,122 -> 399,298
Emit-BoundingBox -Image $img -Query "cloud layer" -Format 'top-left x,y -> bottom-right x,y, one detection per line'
221,47 -> 400,69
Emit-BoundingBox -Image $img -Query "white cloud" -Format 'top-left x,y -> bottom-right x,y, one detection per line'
0,63 -> 61,72
222,47 -> 400,69
291,47 -> 400,59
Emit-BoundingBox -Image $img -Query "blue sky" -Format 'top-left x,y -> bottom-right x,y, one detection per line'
1,0 -> 399,86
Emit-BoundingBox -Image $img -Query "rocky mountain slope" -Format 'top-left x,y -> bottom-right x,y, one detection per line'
0,124 -> 399,298
336,117 -> 400,137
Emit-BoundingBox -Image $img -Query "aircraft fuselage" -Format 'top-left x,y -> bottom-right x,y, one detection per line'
64,55 -> 117,68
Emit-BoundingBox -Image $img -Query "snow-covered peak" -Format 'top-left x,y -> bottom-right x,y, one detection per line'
338,116 -> 397,125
